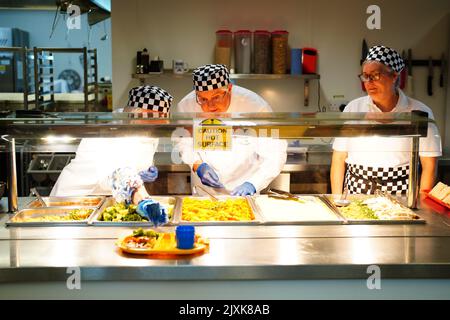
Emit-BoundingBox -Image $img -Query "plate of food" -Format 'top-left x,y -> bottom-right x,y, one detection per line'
115,228 -> 209,256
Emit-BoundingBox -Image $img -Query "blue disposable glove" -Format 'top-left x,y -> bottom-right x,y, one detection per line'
231,182 -> 256,196
196,163 -> 224,188
139,166 -> 158,183
137,199 -> 168,227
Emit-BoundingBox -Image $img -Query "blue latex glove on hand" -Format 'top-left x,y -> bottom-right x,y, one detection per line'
137,199 -> 168,227
139,166 -> 158,183
231,182 -> 256,196
196,163 -> 224,188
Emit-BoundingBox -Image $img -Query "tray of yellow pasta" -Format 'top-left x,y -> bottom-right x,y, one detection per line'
175,196 -> 262,225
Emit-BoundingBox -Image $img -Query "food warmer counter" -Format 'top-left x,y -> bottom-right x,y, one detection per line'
0,111 -> 449,299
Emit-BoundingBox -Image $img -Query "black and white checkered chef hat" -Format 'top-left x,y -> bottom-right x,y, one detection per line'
365,46 -> 405,73
193,64 -> 230,92
127,85 -> 173,113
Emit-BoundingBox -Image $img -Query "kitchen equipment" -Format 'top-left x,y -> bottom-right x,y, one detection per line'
267,188 -> 300,201
427,56 -> 433,96
290,48 -> 302,75
407,49 -> 414,97
215,30 -> 232,69
30,187 -> 46,207
6,207 -> 97,227
194,185 -> 219,202
400,50 -> 407,90
172,60 -> 189,74
271,30 -> 289,74
361,39 -> 369,91
253,30 -> 270,74
136,50 -> 143,74
0,182 -> 5,200
302,47 -> 318,74
334,186 -> 350,207
0,27 -> 29,92
234,30 -> 252,74
141,48 -> 149,73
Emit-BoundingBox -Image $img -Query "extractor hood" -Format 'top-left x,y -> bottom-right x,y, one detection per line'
0,0 -> 111,25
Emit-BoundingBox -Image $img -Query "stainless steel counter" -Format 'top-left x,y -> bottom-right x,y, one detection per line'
1,196 -> 450,286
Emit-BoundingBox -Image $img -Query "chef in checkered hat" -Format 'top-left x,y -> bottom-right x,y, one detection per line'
51,86 -> 174,203
176,64 -> 287,196
331,46 -> 442,195
177,64 -> 271,113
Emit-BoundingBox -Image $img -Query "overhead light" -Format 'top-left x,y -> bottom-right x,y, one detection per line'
42,135 -> 77,143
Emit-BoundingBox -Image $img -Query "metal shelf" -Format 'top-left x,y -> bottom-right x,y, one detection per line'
132,71 -> 320,106
132,71 -> 319,80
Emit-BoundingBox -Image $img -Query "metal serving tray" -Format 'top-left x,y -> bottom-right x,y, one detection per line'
6,207 -> 97,227
25,196 -> 106,209
175,196 -> 263,226
89,196 -> 177,226
325,194 -> 426,225
254,194 -> 346,225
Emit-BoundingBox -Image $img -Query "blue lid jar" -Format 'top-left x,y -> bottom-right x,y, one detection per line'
176,225 -> 195,249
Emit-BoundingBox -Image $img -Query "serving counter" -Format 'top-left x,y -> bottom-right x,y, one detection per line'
1,111 -> 449,299
0,195 -> 450,299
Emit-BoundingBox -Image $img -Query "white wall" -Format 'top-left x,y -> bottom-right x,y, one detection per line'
111,0 -> 450,150
0,10 -> 112,85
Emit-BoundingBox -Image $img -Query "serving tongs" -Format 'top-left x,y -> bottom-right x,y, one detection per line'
194,185 -> 219,202
30,187 -> 47,207
267,188 -> 300,202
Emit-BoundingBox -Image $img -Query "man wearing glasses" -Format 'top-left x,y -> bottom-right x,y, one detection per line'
177,64 -> 271,113
331,46 -> 441,196
176,64 -> 287,196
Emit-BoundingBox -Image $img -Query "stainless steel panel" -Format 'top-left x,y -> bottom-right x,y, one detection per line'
90,196 -> 177,226
175,196 -> 263,226
25,196 -> 105,209
5,207 -> 96,227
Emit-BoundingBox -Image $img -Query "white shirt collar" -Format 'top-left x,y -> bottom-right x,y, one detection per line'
365,89 -> 409,112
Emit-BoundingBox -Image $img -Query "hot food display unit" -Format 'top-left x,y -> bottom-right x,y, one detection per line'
0,111 -> 449,299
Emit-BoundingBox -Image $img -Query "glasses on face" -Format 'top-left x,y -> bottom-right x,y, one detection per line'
358,72 -> 384,82
196,90 -> 228,106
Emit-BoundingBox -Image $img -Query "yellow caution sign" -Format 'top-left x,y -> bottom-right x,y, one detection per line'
194,118 -> 232,151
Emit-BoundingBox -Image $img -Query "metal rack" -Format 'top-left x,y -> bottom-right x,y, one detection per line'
0,46 -> 35,109
132,71 -> 320,107
32,47 -> 98,111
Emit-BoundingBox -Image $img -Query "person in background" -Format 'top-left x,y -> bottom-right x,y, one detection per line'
331,46 -> 442,195
51,85 -> 173,206
176,64 -> 287,196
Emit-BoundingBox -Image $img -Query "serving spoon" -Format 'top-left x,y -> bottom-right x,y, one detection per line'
31,188 -> 47,207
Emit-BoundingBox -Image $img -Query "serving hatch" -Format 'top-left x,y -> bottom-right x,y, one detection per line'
89,196 -> 177,226
175,196 -> 262,225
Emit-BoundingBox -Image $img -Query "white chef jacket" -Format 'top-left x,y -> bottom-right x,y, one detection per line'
50,137 -> 158,196
177,136 -> 287,195
176,85 -> 272,113
333,90 -> 442,168
176,86 -> 287,195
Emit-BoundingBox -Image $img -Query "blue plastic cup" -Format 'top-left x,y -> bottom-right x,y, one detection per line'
176,225 -> 195,249
291,48 -> 302,75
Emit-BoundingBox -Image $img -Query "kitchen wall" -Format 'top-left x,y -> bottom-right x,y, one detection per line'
111,0 -> 450,152
0,9 -> 112,88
